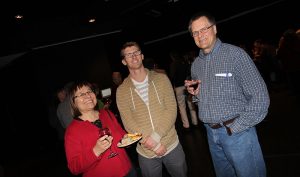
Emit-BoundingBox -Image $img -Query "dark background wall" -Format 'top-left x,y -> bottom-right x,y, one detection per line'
0,38 -> 114,160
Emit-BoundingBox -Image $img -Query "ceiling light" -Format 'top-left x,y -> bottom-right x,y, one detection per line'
14,15 -> 23,19
89,18 -> 96,23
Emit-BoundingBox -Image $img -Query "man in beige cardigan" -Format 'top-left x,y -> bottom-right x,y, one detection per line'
116,41 -> 187,177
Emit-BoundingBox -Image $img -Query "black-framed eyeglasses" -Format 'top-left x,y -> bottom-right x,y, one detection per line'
191,24 -> 214,37
73,90 -> 94,100
123,50 -> 142,58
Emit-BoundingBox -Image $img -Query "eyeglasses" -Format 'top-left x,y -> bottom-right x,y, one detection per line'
191,24 -> 214,37
73,90 -> 94,100
123,50 -> 142,58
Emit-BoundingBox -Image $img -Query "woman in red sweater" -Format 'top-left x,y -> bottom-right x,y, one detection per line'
64,81 -> 137,177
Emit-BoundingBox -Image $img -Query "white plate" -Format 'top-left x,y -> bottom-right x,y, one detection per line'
117,133 -> 142,148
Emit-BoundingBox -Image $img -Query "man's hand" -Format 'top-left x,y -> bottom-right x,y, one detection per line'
154,144 -> 167,156
141,136 -> 158,150
184,79 -> 200,95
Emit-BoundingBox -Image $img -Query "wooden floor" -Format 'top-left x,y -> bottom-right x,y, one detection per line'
2,83 -> 300,177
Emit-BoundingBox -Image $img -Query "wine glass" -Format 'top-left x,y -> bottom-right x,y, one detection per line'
187,79 -> 200,103
99,127 -> 118,159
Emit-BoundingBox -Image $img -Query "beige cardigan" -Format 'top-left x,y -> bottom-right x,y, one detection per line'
116,69 -> 179,158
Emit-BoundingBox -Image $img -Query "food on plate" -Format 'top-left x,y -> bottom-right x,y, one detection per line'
118,133 -> 142,147
126,133 -> 142,140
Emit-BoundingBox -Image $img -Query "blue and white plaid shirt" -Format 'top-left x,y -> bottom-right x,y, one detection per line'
191,38 -> 270,133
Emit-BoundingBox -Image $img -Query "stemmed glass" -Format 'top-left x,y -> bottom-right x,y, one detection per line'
99,127 -> 118,159
185,77 -> 200,103
189,80 -> 200,102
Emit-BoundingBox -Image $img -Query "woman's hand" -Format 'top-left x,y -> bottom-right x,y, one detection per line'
93,135 -> 113,156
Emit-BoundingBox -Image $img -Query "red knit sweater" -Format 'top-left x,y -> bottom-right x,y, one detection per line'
64,109 -> 131,177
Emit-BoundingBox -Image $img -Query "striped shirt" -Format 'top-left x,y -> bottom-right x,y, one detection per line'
191,38 -> 270,133
132,75 -> 149,105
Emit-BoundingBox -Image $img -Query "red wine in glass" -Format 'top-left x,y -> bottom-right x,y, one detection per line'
189,81 -> 200,102
99,127 -> 118,159
99,127 -> 111,137
190,83 -> 199,90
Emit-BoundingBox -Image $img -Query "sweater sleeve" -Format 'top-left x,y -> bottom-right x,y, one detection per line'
64,125 -> 101,175
154,74 -> 178,139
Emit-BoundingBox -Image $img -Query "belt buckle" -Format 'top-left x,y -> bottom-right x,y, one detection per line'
209,123 -> 222,129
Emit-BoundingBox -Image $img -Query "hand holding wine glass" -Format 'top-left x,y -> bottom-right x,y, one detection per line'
94,135 -> 111,156
184,79 -> 201,102
99,127 -> 118,159
191,80 -> 200,92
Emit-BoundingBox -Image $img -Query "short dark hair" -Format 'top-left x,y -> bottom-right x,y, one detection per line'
120,41 -> 142,59
188,11 -> 216,34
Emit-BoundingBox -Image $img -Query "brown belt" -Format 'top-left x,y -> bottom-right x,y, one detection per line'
209,117 -> 238,136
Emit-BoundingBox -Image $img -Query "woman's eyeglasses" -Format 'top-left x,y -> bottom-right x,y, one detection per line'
73,90 -> 94,99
